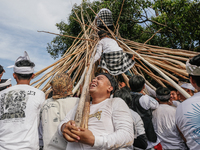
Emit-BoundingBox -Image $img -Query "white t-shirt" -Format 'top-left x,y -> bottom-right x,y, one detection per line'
94,37 -> 122,63
139,95 -> 159,110
152,104 -> 186,149
41,97 -> 79,150
176,92 -> 200,150
130,109 -> 145,138
0,84 -> 45,150
58,97 -> 134,150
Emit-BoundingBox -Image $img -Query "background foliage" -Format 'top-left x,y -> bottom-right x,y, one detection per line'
47,0 -> 200,59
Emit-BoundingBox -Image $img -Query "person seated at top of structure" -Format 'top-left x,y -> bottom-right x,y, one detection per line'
176,54 -> 200,150
58,73 -> 134,150
93,30 -> 135,76
41,73 -> 79,150
0,65 -> 5,82
0,78 -> 11,91
129,75 -> 160,149
95,8 -> 114,31
152,87 -> 186,150
113,88 -> 148,150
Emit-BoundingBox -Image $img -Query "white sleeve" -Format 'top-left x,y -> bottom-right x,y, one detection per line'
139,95 -> 159,110
172,100 -> 181,107
145,84 -> 156,97
93,98 -> 134,149
93,41 -> 103,63
130,109 -> 145,137
58,105 -> 78,136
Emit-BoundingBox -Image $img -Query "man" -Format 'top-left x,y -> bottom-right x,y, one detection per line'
58,73 -> 134,150
152,87 -> 186,149
177,81 -> 195,101
176,54 -> 200,150
113,88 -> 148,150
129,75 -> 159,143
0,51 -> 45,150
41,73 -> 79,150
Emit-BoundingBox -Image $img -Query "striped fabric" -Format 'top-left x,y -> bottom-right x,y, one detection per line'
96,9 -> 113,27
100,50 -> 135,76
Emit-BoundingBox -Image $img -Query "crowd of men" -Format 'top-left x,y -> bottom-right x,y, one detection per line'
0,50 -> 199,150
0,8 -> 200,150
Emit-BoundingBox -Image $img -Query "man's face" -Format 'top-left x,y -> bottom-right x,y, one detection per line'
170,91 -> 178,101
89,75 -> 112,95
177,88 -> 194,101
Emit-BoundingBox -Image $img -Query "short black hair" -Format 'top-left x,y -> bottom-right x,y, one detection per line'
14,60 -> 35,80
129,75 -> 145,92
156,87 -> 170,102
113,88 -> 132,107
0,65 -> 5,74
189,54 -> 200,87
0,79 -> 10,91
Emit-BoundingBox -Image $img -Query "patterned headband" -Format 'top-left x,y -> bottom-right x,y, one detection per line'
186,60 -> 200,76
156,93 -> 171,101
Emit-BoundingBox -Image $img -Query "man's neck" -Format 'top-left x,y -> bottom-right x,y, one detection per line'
159,101 -> 169,104
17,80 -> 30,85
91,94 -> 110,104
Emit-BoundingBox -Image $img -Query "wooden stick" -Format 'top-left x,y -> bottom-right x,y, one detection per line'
74,43 -> 97,127
37,30 -> 94,42
144,28 -> 162,45
118,39 -> 191,99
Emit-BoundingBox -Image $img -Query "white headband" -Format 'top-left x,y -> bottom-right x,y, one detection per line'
179,81 -> 195,91
7,51 -> 34,74
186,60 -> 200,76
0,78 -> 11,87
156,93 -> 171,101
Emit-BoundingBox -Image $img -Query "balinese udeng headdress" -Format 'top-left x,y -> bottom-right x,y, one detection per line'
7,51 -> 34,74
178,81 -> 195,91
186,59 -> 200,76
0,78 -> 11,88
50,73 -> 73,99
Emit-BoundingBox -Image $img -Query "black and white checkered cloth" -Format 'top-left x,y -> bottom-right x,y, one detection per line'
100,50 -> 135,76
96,9 -> 113,27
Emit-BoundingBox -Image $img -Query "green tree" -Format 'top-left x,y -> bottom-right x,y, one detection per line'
47,0 -> 200,58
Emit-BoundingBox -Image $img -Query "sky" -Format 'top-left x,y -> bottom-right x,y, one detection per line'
0,0 -> 93,86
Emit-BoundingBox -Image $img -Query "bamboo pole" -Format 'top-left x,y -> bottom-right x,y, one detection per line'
118,39 -> 191,99
74,43 -> 97,127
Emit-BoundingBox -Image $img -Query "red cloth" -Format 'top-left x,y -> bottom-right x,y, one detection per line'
154,143 -> 162,150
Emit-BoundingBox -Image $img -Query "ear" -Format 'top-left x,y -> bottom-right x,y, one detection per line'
107,85 -> 113,93
13,73 -> 17,79
190,76 -> 197,89
30,73 -> 35,79
142,84 -> 145,90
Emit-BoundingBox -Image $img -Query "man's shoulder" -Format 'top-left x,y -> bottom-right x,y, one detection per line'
3,84 -> 44,93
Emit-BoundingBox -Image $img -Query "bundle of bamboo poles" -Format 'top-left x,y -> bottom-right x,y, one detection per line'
31,5 -> 199,127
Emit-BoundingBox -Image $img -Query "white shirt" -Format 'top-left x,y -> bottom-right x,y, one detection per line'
176,92 -> 200,150
41,97 -> 79,150
130,109 -> 145,138
153,104 -> 186,149
58,97 -> 134,150
139,95 -> 159,110
94,37 -> 122,63
0,84 -> 45,150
